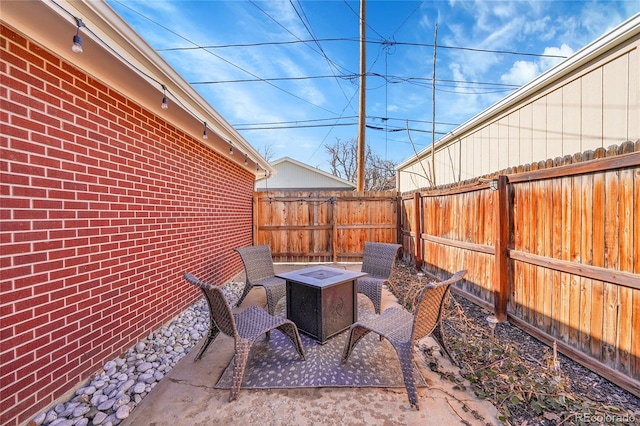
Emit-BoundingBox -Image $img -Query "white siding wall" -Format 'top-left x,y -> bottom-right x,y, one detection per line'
398,29 -> 639,193
256,159 -> 355,190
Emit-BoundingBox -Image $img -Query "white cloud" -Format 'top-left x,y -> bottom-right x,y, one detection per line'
539,44 -> 575,70
500,43 -> 575,86
500,60 -> 540,85
522,16 -> 555,41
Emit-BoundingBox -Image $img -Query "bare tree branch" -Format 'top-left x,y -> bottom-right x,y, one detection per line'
324,138 -> 396,191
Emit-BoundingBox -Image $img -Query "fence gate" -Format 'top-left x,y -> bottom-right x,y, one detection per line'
253,191 -> 399,263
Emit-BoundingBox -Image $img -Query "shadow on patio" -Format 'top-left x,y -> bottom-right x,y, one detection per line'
122,263 -> 501,425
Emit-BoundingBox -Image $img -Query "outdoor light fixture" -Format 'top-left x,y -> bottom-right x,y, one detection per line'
71,18 -> 85,54
161,85 -> 168,110
489,179 -> 499,191
229,143 -> 234,155
202,122 -> 208,139
244,154 -> 248,165
486,315 -> 499,338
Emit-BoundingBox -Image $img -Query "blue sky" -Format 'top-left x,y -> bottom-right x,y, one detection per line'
107,0 -> 639,172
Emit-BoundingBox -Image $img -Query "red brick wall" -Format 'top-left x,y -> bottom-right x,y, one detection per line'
0,24 -> 254,425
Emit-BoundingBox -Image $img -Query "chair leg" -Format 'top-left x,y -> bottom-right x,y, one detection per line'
235,283 -> 253,308
394,343 -> 420,410
229,340 -> 251,402
276,323 -> 306,360
194,322 -> 219,362
431,321 -> 457,366
264,284 -> 286,316
372,289 -> 382,315
357,281 -> 382,314
341,326 -> 371,363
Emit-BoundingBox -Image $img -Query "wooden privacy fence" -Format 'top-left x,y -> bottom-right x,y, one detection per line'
400,141 -> 640,397
253,191 -> 398,262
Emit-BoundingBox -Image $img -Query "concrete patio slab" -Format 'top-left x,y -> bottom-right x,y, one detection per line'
123,264 -> 501,425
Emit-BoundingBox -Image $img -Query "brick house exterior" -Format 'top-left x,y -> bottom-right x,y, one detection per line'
0,3 -> 269,424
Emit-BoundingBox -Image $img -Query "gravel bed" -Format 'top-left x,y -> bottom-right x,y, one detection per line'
30,281 -> 244,426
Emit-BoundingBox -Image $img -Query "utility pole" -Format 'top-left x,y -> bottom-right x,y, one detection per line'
431,22 -> 438,187
357,0 -> 366,191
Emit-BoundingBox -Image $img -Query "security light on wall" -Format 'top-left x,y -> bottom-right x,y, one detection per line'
202,122 -> 208,140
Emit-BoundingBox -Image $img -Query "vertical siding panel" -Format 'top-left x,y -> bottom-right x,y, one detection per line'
472,133 -> 483,178
508,112 -> 520,167
532,98 -> 547,161
581,69 -> 603,150
563,79 -> 582,155
482,127 -> 492,176
520,104 -> 533,165
488,124 -> 497,174
497,117 -> 509,171
629,48 -> 639,140
603,55 -> 629,145
449,144 -> 460,185
547,90 -> 563,160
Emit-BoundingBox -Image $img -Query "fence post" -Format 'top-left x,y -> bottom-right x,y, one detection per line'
413,192 -> 423,269
494,175 -> 509,321
331,196 -> 338,263
396,195 -> 402,245
252,193 -> 259,246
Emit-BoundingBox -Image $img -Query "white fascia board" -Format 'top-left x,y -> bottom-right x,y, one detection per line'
24,0 -> 272,176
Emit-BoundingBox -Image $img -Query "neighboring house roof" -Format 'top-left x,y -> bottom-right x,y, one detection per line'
256,157 -> 356,191
1,0 -> 273,178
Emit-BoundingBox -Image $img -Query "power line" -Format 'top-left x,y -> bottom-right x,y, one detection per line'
157,38 -> 568,59
233,121 -> 453,134
112,0 -> 342,116
190,73 -> 520,90
232,115 -> 458,127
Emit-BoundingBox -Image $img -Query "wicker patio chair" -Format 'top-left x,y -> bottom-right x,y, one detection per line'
234,245 -> 286,317
183,273 -> 306,402
358,242 -> 402,314
341,270 -> 467,410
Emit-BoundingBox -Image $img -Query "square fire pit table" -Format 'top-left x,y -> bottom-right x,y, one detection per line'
276,266 -> 367,344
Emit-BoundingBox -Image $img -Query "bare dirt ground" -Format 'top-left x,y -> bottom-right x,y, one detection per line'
388,261 -> 639,426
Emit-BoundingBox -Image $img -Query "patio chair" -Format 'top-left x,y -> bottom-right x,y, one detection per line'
234,245 -> 286,317
183,273 -> 306,402
341,270 -> 467,410
358,242 -> 402,314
